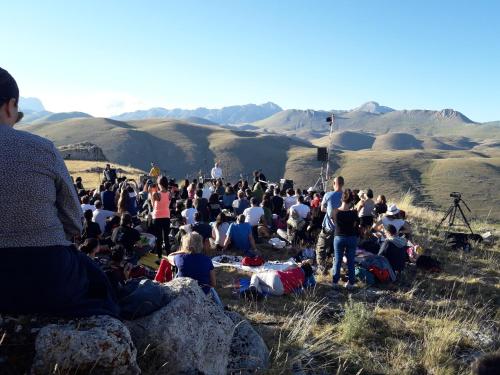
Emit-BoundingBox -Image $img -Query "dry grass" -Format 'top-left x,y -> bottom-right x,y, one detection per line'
64,160 -> 146,188
217,191 -> 499,374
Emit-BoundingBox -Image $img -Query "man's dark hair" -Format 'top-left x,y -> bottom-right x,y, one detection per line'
237,214 -> 246,223
94,200 -> 103,209
105,182 -> 112,190
336,176 -> 345,187
186,199 -> 193,208
367,189 -> 374,199
84,209 -> 93,223
298,195 -> 305,204
81,195 -> 90,204
0,68 -> 19,106
250,197 -> 259,206
196,189 -> 203,198
194,211 -> 202,222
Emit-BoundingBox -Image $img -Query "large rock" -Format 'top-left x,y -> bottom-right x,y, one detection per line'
58,142 -> 107,161
125,278 -> 235,375
31,315 -> 139,375
225,311 -> 270,374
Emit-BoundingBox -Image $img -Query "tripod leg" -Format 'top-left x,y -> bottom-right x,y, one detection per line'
457,204 -> 475,235
449,206 -> 458,228
434,206 -> 454,235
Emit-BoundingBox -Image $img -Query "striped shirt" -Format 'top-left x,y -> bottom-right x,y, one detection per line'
0,125 -> 83,248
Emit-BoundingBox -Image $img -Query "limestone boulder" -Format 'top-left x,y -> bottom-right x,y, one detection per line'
225,311 -> 270,374
125,278 -> 234,375
31,315 -> 139,375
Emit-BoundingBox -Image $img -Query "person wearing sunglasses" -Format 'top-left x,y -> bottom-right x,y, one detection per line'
0,67 -> 119,318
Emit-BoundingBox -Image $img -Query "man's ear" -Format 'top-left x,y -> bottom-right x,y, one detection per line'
6,98 -> 16,119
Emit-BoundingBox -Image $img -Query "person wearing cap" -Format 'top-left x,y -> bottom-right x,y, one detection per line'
0,67 -> 119,317
374,203 -> 412,235
149,162 -> 161,178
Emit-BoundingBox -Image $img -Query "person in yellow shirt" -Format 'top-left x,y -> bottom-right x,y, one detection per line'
149,162 -> 160,178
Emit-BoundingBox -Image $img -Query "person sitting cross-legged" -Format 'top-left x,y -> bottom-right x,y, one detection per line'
223,214 -> 258,257
378,224 -> 408,274
167,232 -> 223,306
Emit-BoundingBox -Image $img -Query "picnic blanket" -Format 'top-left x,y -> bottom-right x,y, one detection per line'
212,255 -> 297,273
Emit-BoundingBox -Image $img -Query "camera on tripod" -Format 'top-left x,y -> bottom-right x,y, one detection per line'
450,192 -> 461,199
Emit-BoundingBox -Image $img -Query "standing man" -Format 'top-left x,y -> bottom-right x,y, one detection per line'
211,162 -> 223,180
0,67 -> 118,317
315,176 -> 344,275
149,162 -> 161,179
103,163 -> 117,184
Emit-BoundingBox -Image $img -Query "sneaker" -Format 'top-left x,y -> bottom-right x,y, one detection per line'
344,282 -> 356,290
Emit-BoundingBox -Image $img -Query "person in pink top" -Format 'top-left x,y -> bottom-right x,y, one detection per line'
151,176 -> 171,258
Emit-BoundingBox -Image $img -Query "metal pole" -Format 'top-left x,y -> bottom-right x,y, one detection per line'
324,113 -> 335,182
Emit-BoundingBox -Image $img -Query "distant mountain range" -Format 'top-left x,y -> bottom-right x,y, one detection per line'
18,97 -> 500,141
111,102 -> 283,124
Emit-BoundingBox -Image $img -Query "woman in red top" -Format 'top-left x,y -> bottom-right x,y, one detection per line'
151,176 -> 171,258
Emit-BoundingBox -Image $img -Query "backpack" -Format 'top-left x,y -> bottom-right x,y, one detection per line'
369,265 -> 390,283
241,256 -> 265,267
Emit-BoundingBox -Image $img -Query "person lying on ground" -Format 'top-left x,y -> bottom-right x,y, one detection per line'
223,214 -> 258,256
244,261 -> 314,299
378,224 -> 408,273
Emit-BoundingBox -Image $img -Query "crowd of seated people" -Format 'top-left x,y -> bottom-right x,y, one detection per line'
0,66 -> 422,323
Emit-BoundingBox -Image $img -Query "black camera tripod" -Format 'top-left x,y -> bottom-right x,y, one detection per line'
433,193 -> 474,236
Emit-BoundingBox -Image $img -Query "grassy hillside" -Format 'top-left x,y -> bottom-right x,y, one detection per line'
23,118 -> 320,186
330,149 -> 500,221
22,117 -> 500,222
65,160 -> 146,188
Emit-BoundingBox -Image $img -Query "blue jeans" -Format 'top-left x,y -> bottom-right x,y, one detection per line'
332,235 -> 357,284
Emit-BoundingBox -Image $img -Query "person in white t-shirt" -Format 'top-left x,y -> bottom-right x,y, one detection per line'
211,162 -> 223,180
92,200 -> 116,233
243,198 -> 265,227
80,196 -> 95,213
289,195 -> 311,219
181,199 -> 197,225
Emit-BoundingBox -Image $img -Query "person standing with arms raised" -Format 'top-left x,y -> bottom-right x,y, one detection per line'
0,68 -> 118,317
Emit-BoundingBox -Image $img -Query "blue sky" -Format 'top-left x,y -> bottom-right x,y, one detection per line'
4,0 -> 500,121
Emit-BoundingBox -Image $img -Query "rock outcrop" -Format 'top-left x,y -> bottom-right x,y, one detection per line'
125,278 -> 234,375
32,315 -> 139,375
58,142 -> 107,161
225,311 -> 270,374
0,278 -> 270,374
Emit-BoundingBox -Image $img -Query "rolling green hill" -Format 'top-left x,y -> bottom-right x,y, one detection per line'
21,117 -> 500,222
